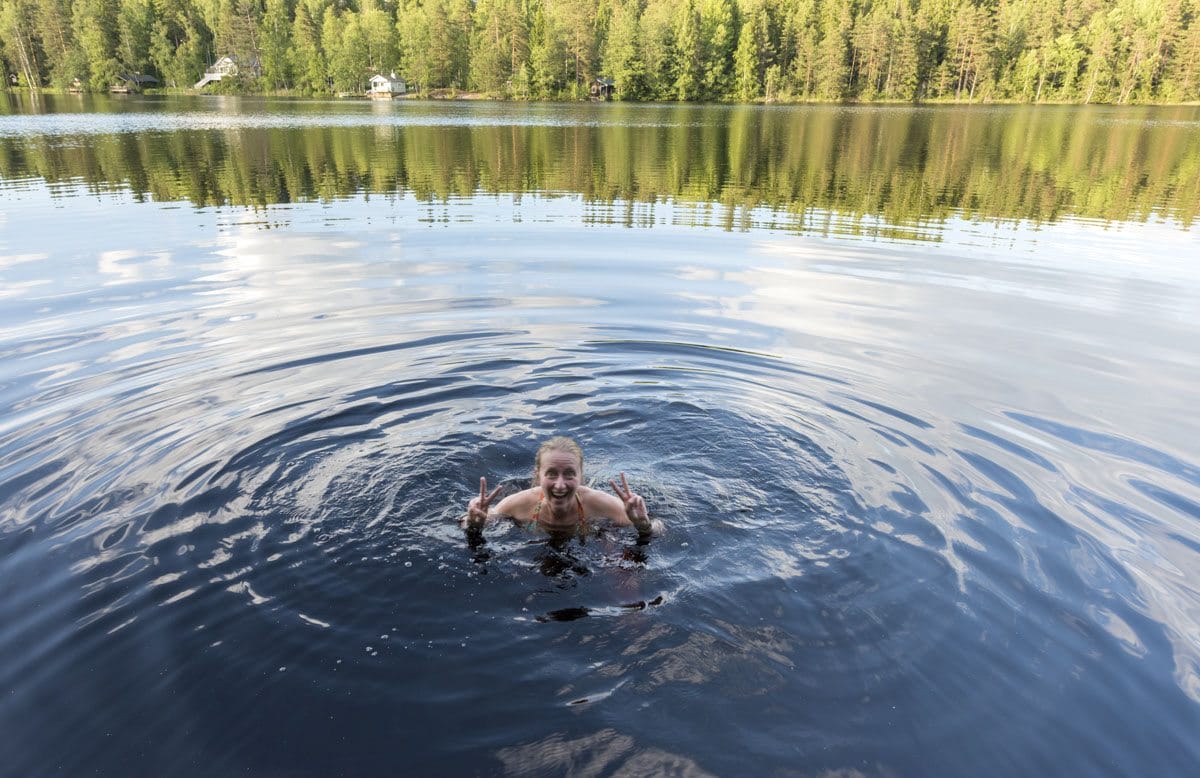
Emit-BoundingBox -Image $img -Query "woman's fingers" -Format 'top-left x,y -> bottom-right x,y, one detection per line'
609,478 -> 626,500
620,472 -> 631,497
470,479 -> 503,528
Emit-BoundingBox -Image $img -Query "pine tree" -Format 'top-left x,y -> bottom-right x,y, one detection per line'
527,0 -> 566,96
601,0 -> 647,99
554,0 -> 600,92
853,0 -> 893,99
887,0 -> 921,99
640,0 -> 677,98
733,4 -> 771,99
814,0 -> 853,99
35,0 -> 79,87
1080,8 -> 1116,103
673,0 -> 703,99
1162,10 -> 1200,100
784,0 -> 819,96
699,0 -> 736,98
470,0 -> 511,92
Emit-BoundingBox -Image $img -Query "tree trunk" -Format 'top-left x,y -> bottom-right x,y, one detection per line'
3,10 -> 40,89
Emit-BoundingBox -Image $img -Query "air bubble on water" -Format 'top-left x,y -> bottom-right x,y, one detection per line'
336,659 -> 342,664
380,634 -> 389,640
681,542 -> 689,547
366,646 -> 374,652
279,667 -> 286,672
405,561 -> 413,567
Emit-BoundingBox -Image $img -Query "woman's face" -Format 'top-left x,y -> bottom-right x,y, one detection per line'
538,450 -> 581,507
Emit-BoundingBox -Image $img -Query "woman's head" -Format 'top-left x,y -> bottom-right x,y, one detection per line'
533,436 -> 584,490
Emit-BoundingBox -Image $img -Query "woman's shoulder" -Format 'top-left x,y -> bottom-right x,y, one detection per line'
579,485 -> 628,522
493,487 -> 540,519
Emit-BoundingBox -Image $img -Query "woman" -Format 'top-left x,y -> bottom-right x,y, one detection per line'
463,437 -> 661,536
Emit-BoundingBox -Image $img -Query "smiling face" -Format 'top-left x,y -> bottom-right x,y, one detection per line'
538,450 -> 582,510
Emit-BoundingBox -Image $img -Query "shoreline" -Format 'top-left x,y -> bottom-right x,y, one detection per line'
4,87 -> 1199,108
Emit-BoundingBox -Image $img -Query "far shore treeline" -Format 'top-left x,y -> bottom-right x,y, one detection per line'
1,0 -> 1199,103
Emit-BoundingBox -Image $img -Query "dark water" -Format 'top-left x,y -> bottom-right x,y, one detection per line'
1,95 -> 1199,776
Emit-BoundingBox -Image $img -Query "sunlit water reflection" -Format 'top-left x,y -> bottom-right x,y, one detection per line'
1,99 -> 1199,776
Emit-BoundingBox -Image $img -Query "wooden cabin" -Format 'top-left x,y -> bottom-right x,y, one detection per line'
591,77 -> 615,100
111,73 -> 159,93
368,73 -> 407,98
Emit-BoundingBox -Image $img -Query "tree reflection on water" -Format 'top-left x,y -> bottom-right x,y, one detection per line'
1,102 -> 1196,234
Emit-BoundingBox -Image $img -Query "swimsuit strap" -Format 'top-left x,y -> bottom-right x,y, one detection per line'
531,493 -> 586,526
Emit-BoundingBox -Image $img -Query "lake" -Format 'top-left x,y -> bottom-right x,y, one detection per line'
1,95 -> 1198,776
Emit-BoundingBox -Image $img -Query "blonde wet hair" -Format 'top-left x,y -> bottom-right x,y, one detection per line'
533,436 -> 584,486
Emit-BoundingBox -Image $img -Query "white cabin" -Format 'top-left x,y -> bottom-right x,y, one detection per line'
195,57 -> 259,89
368,74 -> 407,97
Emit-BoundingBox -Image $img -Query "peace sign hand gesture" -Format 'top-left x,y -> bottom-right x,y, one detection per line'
609,472 -> 653,534
464,477 -> 504,530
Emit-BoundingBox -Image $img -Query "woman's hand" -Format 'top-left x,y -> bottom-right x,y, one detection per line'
464,477 -> 503,530
609,473 -> 654,534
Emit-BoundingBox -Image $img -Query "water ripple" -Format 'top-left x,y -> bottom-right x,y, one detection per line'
1,179 -> 1198,773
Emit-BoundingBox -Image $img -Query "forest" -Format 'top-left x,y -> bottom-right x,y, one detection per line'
1,0 -> 1199,103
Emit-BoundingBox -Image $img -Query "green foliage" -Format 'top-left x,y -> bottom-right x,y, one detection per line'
398,0 -> 470,91
74,0 -> 122,90
526,1 -> 565,97
673,0 -> 702,99
1,0 -> 43,88
259,0 -> 291,89
1,0 -> 1199,102
290,0 -> 328,92
602,0 -> 647,99
698,0 -> 735,97
150,0 -> 210,88
734,5 -> 770,99
324,5 -> 368,93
